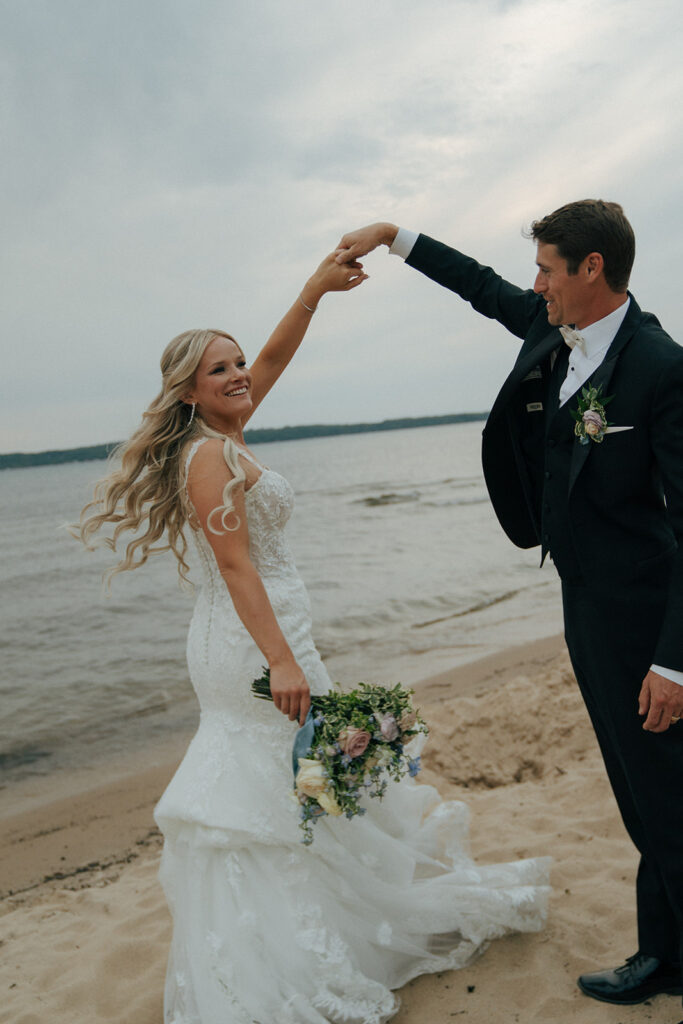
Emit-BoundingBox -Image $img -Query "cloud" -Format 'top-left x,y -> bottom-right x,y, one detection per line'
2,0 -> 682,450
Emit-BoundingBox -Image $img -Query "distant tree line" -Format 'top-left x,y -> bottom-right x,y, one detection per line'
0,413 -> 488,470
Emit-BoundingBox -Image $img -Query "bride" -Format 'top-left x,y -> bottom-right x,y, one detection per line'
76,250 -> 550,1024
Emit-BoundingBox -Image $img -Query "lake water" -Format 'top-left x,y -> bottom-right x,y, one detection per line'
0,422 -> 563,785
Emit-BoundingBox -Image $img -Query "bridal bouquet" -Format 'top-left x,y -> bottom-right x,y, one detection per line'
252,670 -> 428,844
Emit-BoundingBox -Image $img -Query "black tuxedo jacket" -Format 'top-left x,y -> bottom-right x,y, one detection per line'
406,234 -> 683,669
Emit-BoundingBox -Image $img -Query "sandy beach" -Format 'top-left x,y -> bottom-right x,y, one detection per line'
1,634 -> 680,1024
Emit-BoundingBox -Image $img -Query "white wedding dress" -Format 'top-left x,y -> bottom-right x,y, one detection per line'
154,439 -> 550,1024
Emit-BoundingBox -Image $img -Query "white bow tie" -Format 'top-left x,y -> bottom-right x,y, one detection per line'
559,325 -> 587,356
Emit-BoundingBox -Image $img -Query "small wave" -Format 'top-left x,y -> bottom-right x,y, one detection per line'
354,491 -> 420,507
0,744 -> 53,773
412,588 -> 522,628
422,497 -> 489,508
122,698 -> 171,719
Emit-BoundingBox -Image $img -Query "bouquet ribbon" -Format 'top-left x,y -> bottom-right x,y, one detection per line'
292,710 -> 315,778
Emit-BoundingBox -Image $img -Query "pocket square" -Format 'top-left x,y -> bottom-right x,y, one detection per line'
604,426 -> 634,434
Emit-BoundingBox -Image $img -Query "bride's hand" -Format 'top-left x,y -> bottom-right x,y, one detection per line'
300,252 -> 368,310
335,222 -> 399,263
268,659 -> 311,726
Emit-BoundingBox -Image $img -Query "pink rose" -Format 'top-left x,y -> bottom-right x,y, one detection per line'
338,726 -> 371,758
379,714 -> 399,742
582,410 -> 603,436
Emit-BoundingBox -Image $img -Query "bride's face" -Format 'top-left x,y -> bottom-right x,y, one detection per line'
187,336 -> 253,431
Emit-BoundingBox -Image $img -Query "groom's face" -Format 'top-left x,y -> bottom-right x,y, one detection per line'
533,243 -> 589,328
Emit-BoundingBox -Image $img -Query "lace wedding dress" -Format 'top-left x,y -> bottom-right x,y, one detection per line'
154,438 -> 550,1024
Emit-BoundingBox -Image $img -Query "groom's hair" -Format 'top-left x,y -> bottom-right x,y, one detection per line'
529,199 -> 635,293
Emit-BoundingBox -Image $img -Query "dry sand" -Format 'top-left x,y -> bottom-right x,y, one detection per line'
1,634 -> 681,1023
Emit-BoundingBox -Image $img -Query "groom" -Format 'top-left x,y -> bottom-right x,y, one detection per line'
336,202 -> 683,1008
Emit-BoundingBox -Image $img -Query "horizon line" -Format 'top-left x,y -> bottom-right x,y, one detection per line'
0,412 -> 489,469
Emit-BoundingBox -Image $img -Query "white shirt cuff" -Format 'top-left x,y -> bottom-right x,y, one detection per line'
651,664 -> 683,687
389,227 -> 419,260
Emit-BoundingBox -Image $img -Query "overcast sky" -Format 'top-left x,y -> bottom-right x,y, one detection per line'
2,0 -> 682,453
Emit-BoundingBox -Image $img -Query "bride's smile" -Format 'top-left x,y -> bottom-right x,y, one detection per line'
186,335 -> 253,431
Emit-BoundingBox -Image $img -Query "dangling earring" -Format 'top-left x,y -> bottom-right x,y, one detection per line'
188,403 -> 196,426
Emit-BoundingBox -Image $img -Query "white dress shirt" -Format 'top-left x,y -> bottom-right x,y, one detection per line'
389,227 -> 683,687
389,227 -> 419,260
558,300 -> 629,406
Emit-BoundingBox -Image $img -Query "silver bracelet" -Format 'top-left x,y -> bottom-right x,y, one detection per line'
298,293 -> 317,313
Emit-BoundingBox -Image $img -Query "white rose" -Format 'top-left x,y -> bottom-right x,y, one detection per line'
317,790 -> 343,816
296,758 -> 327,797
375,747 -> 395,769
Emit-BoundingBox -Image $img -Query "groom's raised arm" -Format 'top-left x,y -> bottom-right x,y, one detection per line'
337,222 -> 543,342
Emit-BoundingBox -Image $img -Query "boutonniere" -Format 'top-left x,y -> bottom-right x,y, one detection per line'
571,383 -> 614,445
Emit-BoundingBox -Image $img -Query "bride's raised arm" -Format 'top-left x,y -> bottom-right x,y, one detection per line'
244,251 -> 367,422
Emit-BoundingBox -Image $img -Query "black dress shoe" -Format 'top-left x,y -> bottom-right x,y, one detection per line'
578,952 -> 683,1004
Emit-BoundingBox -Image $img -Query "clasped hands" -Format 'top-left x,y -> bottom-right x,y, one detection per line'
334,222 -> 399,265
639,670 -> 683,733
307,225 -> 398,301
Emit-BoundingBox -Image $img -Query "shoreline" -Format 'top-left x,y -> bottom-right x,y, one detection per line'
0,633 -> 566,904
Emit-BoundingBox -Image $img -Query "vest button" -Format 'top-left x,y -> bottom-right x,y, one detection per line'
544,470 -> 552,480
547,438 -> 556,448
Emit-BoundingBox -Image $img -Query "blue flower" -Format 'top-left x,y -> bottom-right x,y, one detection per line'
313,714 -> 325,726
340,754 -> 352,767
408,757 -> 421,777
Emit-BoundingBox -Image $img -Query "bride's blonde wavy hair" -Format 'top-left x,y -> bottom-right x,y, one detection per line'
74,328 -> 247,584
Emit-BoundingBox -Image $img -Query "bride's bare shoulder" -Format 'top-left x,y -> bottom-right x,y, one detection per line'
184,436 -> 222,468
184,437 -> 244,492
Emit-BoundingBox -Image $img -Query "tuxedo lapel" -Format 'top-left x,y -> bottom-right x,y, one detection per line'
544,344 -> 570,437
487,329 -> 563,424
567,300 -> 640,493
